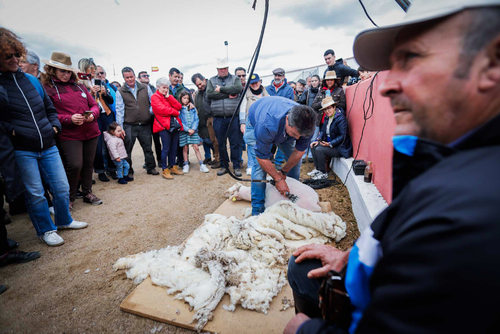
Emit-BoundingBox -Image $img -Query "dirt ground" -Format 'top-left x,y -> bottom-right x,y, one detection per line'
1,144 -> 359,334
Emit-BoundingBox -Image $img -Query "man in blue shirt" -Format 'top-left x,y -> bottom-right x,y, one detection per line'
246,96 -> 316,215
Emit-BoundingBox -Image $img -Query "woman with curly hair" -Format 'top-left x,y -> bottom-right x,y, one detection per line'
0,29 -> 87,247
41,52 -> 103,212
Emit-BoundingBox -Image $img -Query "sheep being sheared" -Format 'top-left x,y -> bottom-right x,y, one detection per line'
113,200 -> 347,332
224,178 -> 322,212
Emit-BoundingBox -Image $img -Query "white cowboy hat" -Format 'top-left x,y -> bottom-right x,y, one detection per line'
216,58 -> 229,69
353,0 -> 500,71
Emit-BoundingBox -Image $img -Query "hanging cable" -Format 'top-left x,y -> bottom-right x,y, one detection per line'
222,0 -> 269,183
341,72 -> 380,186
358,0 -> 378,27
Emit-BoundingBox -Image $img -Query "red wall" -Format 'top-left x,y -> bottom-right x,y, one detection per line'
345,71 -> 396,203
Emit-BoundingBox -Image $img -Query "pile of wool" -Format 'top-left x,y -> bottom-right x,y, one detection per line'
114,201 -> 346,332
224,178 -> 322,212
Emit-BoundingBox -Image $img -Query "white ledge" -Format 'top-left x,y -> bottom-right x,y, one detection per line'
332,158 -> 388,232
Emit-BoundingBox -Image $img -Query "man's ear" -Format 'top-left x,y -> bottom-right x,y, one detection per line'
478,35 -> 500,91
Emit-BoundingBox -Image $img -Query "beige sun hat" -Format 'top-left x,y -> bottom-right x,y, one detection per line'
323,70 -> 338,80
353,0 -> 500,71
42,52 -> 78,72
320,96 -> 336,110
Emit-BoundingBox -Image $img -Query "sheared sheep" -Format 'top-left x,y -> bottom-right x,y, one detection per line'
113,201 -> 347,332
224,178 -> 322,212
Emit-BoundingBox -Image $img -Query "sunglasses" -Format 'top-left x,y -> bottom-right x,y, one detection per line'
5,52 -> 21,60
237,74 -> 246,78
141,74 -> 150,78
97,72 -> 105,75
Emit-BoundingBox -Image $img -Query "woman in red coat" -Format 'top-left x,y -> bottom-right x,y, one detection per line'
151,77 -> 183,179
41,52 -> 102,211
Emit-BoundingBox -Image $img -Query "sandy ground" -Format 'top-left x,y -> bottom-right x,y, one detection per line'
1,143 -> 358,334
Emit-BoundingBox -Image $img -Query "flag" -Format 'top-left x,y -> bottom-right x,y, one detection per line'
151,66 -> 159,72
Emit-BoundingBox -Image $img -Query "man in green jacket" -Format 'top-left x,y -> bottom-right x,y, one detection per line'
206,59 -> 243,176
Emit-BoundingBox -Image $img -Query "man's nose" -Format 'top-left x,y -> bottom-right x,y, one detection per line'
379,71 -> 402,97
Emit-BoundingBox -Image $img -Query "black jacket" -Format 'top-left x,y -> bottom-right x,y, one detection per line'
317,110 -> 352,158
298,87 -> 319,107
0,86 -> 24,202
300,113 -> 500,334
0,69 -> 60,152
323,58 -> 359,84
194,89 -> 210,139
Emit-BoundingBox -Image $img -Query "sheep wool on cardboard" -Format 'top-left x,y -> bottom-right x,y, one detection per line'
113,200 -> 347,332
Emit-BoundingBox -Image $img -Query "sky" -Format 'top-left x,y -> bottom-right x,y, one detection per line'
0,0 -> 406,88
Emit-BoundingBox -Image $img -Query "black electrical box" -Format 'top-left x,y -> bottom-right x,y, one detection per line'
353,160 -> 367,175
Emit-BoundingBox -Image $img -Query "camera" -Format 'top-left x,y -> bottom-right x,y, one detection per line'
77,72 -> 92,80
94,79 -> 103,86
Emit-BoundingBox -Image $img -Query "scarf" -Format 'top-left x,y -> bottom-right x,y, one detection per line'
250,86 -> 263,95
273,81 -> 284,89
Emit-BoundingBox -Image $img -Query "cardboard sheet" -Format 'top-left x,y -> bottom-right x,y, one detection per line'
120,199 -> 332,333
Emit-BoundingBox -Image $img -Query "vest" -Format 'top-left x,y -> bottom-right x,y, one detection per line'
209,74 -> 241,117
119,82 -> 151,125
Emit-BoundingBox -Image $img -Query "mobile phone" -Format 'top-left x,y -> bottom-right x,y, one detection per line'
94,79 -> 102,86
83,111 -> 93,118
78,72 -> 92,80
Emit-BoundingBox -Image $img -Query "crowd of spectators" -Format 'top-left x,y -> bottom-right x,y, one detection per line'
0,26 -> 364,291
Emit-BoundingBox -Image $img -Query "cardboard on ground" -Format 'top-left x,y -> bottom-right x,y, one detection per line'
120,199 -> 331,334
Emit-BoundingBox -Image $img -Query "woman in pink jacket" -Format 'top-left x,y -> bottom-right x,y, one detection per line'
41,52 -> 102,211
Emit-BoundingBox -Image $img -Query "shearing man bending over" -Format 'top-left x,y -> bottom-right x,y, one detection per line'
246,96 -> 316,216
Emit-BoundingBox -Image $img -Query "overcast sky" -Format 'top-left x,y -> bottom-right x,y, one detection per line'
0,0 -> 405,87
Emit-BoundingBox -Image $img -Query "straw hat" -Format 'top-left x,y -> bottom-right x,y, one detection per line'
353,0 -> 500,70
324,71 -> 338,80
42,52 -> 78,72
320,96 -> 336,110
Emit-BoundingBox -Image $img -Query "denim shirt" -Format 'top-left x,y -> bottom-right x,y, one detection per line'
248,96 -> 311,159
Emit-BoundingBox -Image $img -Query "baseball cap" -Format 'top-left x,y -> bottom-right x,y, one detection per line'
353,0 -> 500,70
249,73 -> 261,84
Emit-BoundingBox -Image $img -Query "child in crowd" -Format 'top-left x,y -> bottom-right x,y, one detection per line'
103,122 -> 134,184
178,91 -> 209,174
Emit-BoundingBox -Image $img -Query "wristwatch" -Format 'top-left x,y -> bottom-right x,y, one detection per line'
281,170 -> 288,176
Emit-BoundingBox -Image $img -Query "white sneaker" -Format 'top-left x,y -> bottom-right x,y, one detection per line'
58,220 -> 88,230
40,230 -> 64,247
312,172 -> 328,180
49,206 -> 55,215
307,169 -> 320,176
200,164 -> 209,173
246,168 -> 252,176
183,164 -> 190,173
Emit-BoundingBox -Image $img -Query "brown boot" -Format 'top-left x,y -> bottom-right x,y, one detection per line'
170,165 -> 184,175
162,168 -> 174,180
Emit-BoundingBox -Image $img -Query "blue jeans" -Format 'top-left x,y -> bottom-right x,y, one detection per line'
202,137 -> 213,160
213,117 -> 241,169
15,145 -> 73,236
159,130 -> 179,169
275,148 -> 285,167
243,118 -> 257,170
250,137 -> 302,215
303,126 -> 320,159
113,159 -> 130,178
